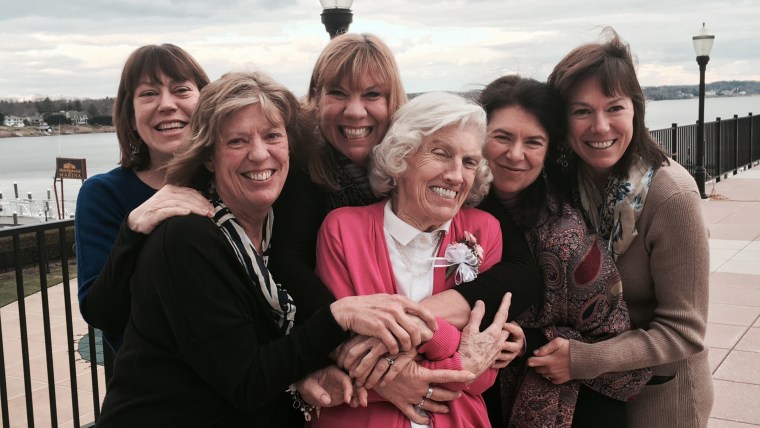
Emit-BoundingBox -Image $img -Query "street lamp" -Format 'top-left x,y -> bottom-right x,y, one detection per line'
319,0 -> 353,39
692,22 -> 715,199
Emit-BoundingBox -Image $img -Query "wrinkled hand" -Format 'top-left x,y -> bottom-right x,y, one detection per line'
127,184 -> 213,234
295,365 -> 359,408
373,360 -> 475,425
458,293 -> 511,377
334,335 -> 417,389
330,294 -> 438,355
527,337 -> 571,384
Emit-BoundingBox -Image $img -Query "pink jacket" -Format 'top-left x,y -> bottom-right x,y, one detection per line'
312,200 -> 502,428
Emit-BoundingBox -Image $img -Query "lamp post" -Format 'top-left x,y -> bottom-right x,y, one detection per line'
692,22 -> 715,199
319,0 -> 353,39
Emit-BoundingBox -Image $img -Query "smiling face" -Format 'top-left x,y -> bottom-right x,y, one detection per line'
132,71 -> 199,166
395,124 -> 482,232
206,103 -> 289,223
317,74 -> 390,166
567,76 -> 634,181
485,106 -> 549,200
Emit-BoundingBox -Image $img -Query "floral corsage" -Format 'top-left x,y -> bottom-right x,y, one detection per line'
433,231 -> 484,284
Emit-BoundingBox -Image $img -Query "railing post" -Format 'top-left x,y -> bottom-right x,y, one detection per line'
749,112 -> 754,169
670,123 -> 678,160
734,114 -> 740,174
716,117 -> 722,181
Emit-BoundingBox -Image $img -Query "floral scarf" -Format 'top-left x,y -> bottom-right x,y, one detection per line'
577,156 -> 654,260
212,199 -> 296,334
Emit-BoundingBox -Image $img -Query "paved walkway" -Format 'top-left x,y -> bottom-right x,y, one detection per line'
1,165 -> 760,427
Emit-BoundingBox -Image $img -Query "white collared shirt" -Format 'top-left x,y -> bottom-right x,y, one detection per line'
383,200 -> 450,427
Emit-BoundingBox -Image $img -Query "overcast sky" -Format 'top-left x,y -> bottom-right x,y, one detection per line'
1,0 -> 757,100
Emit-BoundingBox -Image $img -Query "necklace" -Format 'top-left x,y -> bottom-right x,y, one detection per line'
392,232 -> 443,277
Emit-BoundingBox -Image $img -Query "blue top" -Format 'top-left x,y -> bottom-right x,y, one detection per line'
75,167 -> 156,350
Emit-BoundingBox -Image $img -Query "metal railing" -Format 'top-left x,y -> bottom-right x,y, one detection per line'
0,220 -> 107,427
650,112 -> 760,183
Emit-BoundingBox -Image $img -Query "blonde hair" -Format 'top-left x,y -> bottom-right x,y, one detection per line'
164,70 -> 299,191
295,33 -> 407,191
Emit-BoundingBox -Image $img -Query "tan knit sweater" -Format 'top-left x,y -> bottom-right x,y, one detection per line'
569,160 -> 714,428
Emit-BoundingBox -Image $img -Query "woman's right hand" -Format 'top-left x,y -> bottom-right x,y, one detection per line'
127,184 -> 213,234
373,360 -> 475,424
330,294 -> 438,355
458,293 -> 512,376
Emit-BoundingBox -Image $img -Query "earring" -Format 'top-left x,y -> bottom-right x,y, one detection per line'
131,138 -> 142,156
541,168 -> 549,187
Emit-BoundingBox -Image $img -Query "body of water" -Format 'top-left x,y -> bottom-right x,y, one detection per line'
1,94 -> 758,216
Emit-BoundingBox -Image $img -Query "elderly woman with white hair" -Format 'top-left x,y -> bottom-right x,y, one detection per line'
309,92 -> 522,428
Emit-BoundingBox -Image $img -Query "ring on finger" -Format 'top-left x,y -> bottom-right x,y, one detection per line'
417,398 -> 426,410
385,355 -> 395,366
425,386 -> 434,399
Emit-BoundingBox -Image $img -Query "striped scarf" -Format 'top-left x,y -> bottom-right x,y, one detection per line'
212,199 -> 295,334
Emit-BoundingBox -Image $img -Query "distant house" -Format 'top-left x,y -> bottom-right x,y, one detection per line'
27,114 -> 46,126
66,111 -> 89,125
3,115 -> 25,127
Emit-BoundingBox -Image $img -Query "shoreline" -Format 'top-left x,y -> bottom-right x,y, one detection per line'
0,125 -> 115,138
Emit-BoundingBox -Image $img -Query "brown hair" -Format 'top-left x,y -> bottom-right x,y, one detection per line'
113,44 -> 210,170
547,28 -> 668,176
295,33 -> 407,191
164,70 -> 299,193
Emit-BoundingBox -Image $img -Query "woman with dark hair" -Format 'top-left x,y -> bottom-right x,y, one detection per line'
534,29 -> 713,427
479,75 -> 651,428
76,44 -> 213,351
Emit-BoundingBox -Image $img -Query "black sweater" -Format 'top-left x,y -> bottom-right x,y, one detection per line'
96,214 -> 349,427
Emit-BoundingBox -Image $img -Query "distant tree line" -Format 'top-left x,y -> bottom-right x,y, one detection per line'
643,80 -> 760,101
0,96 -> 114,126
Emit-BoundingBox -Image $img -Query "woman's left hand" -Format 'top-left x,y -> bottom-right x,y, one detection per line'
458,294 -> 511,376
296,365 -> 361,408
526,337 -> 571,384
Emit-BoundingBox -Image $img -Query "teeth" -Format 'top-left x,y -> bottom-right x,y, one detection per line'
431,186 -> 457,199
243,170 -> 274,181
156,121 -> 186,131
341,126 -> 371,139
587,140 -> 614,149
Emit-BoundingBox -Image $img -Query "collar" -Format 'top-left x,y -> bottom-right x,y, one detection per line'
383,199 -> 451,246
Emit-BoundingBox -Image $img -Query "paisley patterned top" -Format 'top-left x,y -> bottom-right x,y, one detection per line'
500,199 -> 652,428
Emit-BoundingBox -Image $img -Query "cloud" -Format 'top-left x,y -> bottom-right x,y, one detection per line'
1,0 -> 758,100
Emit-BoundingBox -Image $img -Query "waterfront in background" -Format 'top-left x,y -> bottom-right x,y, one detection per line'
0,94 -> 758,218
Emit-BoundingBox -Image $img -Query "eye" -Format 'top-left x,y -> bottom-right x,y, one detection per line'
226,138 -> 247,147
571,108 -> 591,118
136,89 -> 158,98
364,90 -> 383,100
525,138 -> 545,148
488,133 -> 511,143
463,157 -> 480,169
431,148 -> 448,158
608,105 -> 626,113
265,131 -> 285,143
173,85 -> 195,96
326,88 -> 346,99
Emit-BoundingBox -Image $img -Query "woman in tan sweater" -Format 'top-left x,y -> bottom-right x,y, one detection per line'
530,28 -> 714,427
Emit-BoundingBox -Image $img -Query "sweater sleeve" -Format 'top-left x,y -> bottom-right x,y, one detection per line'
569,186 -> 709,379
153,216 -> 349,411
456,204 -> 544,325
270,168 -> 337,322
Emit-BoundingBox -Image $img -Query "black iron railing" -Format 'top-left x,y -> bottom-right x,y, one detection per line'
650,112 -> 760,183
0,220 -> 107,427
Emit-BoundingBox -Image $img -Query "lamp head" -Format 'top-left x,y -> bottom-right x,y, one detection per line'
692,22 -> 715,57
